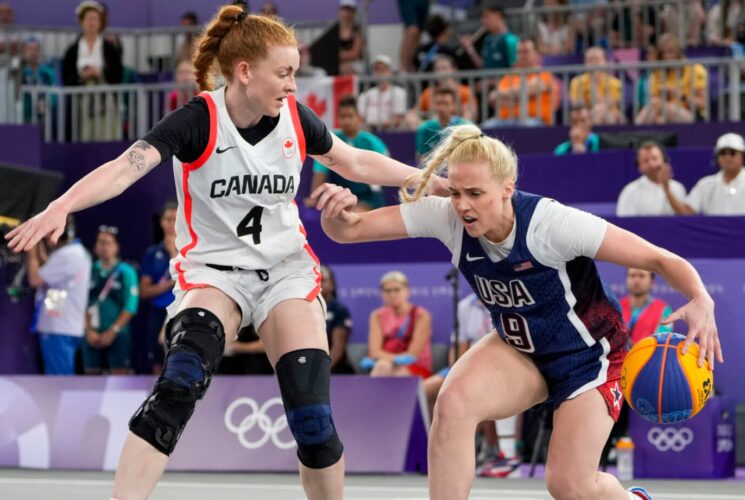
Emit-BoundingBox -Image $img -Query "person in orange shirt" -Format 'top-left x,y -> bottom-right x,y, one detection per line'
485,39 -> 559,127
569,47 -> 625,125
415,55 -> 477,123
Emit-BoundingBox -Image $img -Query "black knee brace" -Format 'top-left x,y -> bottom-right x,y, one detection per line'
275,348 -> 343,469
129,308 -> 225,455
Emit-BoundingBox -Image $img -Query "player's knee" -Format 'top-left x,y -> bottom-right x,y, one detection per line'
129,308 -> 225,455
546,467 -> 594,500
276,348 -> 343,469
432,384 -> 472,425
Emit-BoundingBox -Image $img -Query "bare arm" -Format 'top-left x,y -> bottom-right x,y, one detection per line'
404,308 -> 432,357
25,246 -> 44,288
329,326 -> 350,367
368,310 -> 395,360
139,275 -> 175,300
595,224 -> 721,365
6,140 -> 162,252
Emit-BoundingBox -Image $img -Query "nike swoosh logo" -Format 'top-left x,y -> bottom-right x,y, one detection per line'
216,146 -> 237,154
465,253 -> 485,262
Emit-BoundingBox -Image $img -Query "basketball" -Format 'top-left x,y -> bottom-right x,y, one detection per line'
621,332 -> 713,424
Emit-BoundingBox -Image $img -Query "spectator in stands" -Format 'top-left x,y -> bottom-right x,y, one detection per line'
83,225 -> 138,375
569,47 -> 625,125
416,87 -> 470,160
258,2 -> 279,17
25,216 -> 91,375
139,201 -> 177,375
360,271 -> 432,378
218,325 -> 274,375
398,0 -> 430,73
357,54 -> 407,131
485,39 -> 559,127
620,268 -> 672,346
706,0 -> 742,46
537,0 -> 573,55
570,1 -> 610,55
413,14 -> 459,73
63,0 -> 124,141
459,2 -> 519,70
413,55 -> 477,124
175,11 -> 199,64
167,60 -> 197,112
19,37 -> 57,123
616,141 -> 687,216
308,95 -> 388,211
63,1 -> 123,87
635,44 -> 659,109
635,33 -> 708,125
610,0 -> 657,49
320,265 -> 355,374
338,0 -> 365,75
0,2 -> 19,58
295,39 -> 327,78
662,0 -> 705,46
554,105 -> 599,155
664,132 -> 745,215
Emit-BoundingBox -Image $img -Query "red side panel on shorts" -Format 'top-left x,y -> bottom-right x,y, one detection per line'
287,95 -> 306,164
175,91 -> 217,290
296,214 -> 321,301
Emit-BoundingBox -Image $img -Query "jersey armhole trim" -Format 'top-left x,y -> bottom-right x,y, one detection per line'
184,92 -> 217,171
287,95 -> 307,164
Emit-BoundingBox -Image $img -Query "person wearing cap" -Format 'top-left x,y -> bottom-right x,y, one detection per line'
664,132 -> 745,215
357,54 -> 407,131
338,0 -> 365,75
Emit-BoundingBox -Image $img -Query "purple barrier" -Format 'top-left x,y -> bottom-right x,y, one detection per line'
0,375 -> 427,473
0,126 -> 41,168
629,396 -> 736,478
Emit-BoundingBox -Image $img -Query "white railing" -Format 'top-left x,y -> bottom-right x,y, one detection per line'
0,20 -> 331,73
4,58 -> 742,142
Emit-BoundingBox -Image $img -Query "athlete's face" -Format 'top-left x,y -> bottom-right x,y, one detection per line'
626,268 -> 654,297
241,44 -> 299,117
448,160 -> 515,241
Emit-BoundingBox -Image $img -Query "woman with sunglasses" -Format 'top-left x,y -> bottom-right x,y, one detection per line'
83,225 -> 138,375
663,132 -> 745,215
5,4 -> 443,499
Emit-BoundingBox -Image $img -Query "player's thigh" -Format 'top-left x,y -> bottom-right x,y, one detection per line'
258,298 -> 328,366
546,388 -> 615,478
437,333 -> 548,422
177,286 -> 242,337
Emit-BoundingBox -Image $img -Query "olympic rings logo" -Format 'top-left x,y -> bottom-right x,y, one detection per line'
224,397 -> 296,450
647,427 -> 694,452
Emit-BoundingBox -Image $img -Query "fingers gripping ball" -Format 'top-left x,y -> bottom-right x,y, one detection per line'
621,332 -> 713,424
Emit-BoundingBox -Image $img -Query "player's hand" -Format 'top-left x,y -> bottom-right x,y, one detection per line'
5,202 -> 68,253
310,183 -> 359,222
662,296 -> 722,368
427,175 -> 450,197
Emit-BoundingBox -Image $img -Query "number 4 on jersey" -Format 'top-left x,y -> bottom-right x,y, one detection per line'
236,206 -> 264,244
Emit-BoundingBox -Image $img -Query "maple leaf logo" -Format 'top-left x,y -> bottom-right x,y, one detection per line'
284,139 -> 294,149
306,93 -> 327,118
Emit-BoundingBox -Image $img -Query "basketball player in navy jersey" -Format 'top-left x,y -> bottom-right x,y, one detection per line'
314,124 -> 723,500
6,5 -> 446,500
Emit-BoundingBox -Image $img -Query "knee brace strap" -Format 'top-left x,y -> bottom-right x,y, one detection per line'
276,348 -> 343,469
129,308 -> 225,455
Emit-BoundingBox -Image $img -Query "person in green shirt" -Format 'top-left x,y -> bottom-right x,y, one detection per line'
308,94 -> 388,211
459,2 -> 519,70
416,87 -> 470,159
554,105 -> 600,155
83,225 -> 139,374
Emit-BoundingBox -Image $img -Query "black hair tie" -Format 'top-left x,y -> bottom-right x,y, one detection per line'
237,11 -> 248,22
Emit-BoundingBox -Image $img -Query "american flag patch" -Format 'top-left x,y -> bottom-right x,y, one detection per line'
513,261 -> 533,272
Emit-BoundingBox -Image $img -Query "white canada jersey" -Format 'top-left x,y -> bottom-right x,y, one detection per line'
172,89 -> 308,271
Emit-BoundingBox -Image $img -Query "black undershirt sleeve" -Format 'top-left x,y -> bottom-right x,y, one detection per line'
142,96 -> 333,164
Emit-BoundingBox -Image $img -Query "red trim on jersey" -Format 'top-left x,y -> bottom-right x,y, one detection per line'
287,95 -> 306,164
175,91 -> 217,289
296,217 -> 321,301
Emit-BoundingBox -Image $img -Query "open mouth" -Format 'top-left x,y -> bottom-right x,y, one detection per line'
463,215 -> 477,227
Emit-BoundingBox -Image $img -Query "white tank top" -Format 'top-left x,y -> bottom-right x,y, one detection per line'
172,88 -> 311,278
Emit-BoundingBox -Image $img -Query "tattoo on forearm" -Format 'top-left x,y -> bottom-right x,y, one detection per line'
322,155 -> 337,166
127,140 -> 152,172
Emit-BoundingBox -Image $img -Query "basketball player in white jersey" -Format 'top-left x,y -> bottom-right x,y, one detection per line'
6,5 -> 445,500
313,124 -> 723,500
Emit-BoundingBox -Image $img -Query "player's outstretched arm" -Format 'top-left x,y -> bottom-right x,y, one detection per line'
311,135 -> 449,196
595,223 -> 722,367
312,183 -> 409,244
5,140 -> 162,252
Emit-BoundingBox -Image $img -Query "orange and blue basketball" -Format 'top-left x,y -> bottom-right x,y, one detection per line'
621,332 -> 713,423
